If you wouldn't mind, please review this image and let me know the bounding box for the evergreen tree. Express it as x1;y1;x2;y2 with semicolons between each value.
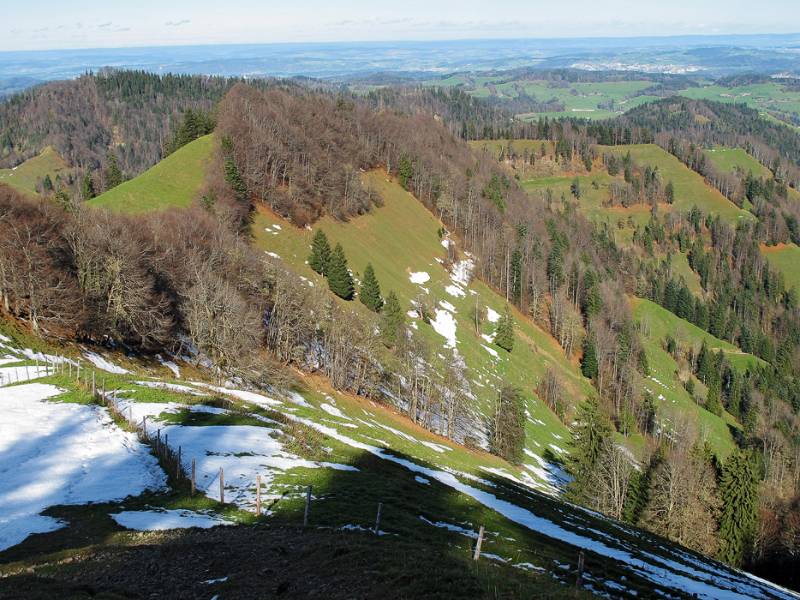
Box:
719;450;759;566
308;229;332;276
381;291;404;346
491;384;526;463
494;306;514;352
705;379;724;416
581;336;599;380
510;248;523;305
665;181;675;204
224;157;247;203
359;263;383;312
104;152;123;190
327;243;355;300
568;397;613;501
570;177;581;199
81;173;95;200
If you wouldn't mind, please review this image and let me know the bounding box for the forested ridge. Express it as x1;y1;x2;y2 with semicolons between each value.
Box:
4;72;800;590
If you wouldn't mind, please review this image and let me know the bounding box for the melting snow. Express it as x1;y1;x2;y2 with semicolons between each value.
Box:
445;284;465;298
83;351;129;374
409;271;430;284
486;307;500;323
0;384;166;551
111;509;234;531
431;309;457;348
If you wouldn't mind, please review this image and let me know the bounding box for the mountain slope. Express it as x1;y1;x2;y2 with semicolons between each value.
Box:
87;134;214;213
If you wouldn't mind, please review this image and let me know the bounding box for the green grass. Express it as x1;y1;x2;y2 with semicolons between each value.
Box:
632;298;753;459
253;170;594;465
704;146;772;178
0;147;71;197
761;242;800;293
676;82;800;123
604;144;753;224
88;135;214;213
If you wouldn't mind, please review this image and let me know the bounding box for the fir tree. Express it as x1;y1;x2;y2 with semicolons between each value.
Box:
705;379;724;416
381;291;404;346
308;230;332;276
104;152;123;190
327;243;354;300
581;336;599;380
359;263;383;312
665;180;675;204
494;306;514;352
567;397;613;501
81;173;95;200
491;384;526;463
224;157;247;203
719;450;759;566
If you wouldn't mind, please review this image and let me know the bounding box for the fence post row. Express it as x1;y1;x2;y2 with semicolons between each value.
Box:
303;485;312;527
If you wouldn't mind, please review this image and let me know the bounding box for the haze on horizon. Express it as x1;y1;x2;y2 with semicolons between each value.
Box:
3;0;800;53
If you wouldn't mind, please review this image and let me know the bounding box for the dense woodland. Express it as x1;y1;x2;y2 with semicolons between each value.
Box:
3;71;800;588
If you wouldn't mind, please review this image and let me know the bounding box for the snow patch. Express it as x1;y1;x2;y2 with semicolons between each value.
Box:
431;309;457;349
83;351;129;374
409;271;430;284
111;509;234;531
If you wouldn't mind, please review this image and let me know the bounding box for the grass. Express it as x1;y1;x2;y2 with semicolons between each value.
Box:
676;82;800;123
0;146;71;197
761;242;800;293
253;170;593;465
632;297;759;459
704;146;772;178
87;135;214;213
604;144;753;224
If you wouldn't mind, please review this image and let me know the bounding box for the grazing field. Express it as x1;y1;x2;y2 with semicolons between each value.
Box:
0;146;71;197
676;82;800;124
88;135;214;213
253;170;594;464
761;243;800;292
631;298;756;459
604;144;753;224
704;146;772;177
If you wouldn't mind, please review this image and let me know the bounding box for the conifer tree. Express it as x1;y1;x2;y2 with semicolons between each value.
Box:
308;230;332;276
359;263;383;312
567;397;613;502
665;181;675;204
81;173;95;200
491;384;526;463
494;306;514;352
104;152;123;190
719;450;759;566
381;291;404;346
705;379;724;416
581;336;599;380
327;243;354;300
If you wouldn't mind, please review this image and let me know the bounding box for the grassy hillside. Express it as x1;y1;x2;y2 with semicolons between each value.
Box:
0;146;70;197
632;298;761;458
0;319;791;599
88;135;214;213
605;144;753;224
761;243;800;292
705;146;772;178
253;170;594;468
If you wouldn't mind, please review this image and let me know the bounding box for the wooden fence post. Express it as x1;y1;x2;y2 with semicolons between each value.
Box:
303;485;312;527
255;474;261;517
473;525;485;561
176;446;181;478
576;550;585;587
219;467;225;504
142;416;147;438
92;371;95;395
374;502;383;535
191;458;196;496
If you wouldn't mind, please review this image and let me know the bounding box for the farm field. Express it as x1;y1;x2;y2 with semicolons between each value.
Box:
761;243;800;293
676;82;800;124
631;298;756;459
0;146;71;197
88;135;214;213
704;146;772;178
604;144;754;224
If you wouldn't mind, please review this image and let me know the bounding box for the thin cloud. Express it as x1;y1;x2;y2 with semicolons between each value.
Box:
97;22;113;29
165;19;191;27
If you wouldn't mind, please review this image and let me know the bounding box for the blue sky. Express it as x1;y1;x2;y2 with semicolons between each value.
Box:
3;0;799;51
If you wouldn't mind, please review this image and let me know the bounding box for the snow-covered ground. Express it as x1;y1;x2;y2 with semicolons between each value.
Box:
0;383;166;550
111;509;233;531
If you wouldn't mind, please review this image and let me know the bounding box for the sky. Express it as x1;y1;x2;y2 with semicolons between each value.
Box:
3;0;799;52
